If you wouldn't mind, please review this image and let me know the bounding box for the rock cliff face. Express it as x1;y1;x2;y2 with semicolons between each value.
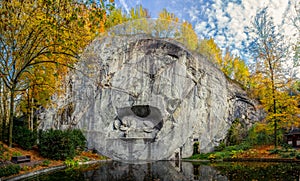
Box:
42;35;259;161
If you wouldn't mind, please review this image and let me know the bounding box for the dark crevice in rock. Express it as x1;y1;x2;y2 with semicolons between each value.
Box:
234;94;256;110
167;53;179;59
131;105;151;118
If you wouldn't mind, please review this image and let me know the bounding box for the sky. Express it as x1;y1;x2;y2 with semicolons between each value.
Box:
114;0;299;67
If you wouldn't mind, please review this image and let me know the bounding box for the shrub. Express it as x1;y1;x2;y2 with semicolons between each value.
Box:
69;129;86;153
64;158;80;168
0;144;9;161
256;131;273;145
208;154;216;161
214;141;226;152
246;124;273;146
296;153;300;160
38;129;86;160
193;142;200;154
0;143;7;156
224;142;251;152
226;119;248;145
13;126;37;150
281;143;293;150
269;148;280;154
0;164;21;177
187;153;211;160
214;152;227;159
12;152;22;156
41;160;51;167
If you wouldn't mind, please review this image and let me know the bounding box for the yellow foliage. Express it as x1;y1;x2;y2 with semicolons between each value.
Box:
0;0;109;122
178;21;198;50
198;38;250;88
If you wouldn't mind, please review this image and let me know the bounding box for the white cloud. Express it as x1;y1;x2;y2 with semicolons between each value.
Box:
191;0;298;62
116;0;298;74
188;7;200;22
118;0;130;13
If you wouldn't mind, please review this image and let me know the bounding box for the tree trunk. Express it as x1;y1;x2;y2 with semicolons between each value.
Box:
271;73;277;148
9;88;15;147
1;85;9;142
0;81;3;141
0;85;2;141
273;93;277;148
31;98;34;130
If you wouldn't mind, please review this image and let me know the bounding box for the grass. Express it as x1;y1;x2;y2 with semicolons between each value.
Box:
187;144;300;161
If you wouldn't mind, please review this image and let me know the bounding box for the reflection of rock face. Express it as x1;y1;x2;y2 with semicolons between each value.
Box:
42;35;260;161
85;161;228;181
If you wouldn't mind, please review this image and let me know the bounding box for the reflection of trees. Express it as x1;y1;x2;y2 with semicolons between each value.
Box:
214;162;300;180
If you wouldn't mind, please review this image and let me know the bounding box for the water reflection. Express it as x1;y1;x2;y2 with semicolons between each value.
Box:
82;161;227;181
27;161;300;181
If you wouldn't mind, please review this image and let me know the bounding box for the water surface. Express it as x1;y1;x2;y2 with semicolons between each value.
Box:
26;160;300;181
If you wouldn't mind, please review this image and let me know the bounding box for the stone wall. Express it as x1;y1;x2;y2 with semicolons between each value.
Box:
41;35;260;161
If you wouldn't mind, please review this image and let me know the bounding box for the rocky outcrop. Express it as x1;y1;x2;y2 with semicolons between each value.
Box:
41;34;260;161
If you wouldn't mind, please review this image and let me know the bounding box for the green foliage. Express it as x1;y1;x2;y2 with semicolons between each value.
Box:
12;152;22;157
226;119;248;146
209;152;229;161
70;129;86;153
296;153;300;160
0;143;9;161
215;162;300;180
0;164;21;177
188;152;211;160
64;158;80;168
214;141;226;152
245;124;273;146
269;148;280;154
0;143;7;156
0;153;10;161
21;165;30;171
80;156;90;162
189;142;251;161
41;160;51;167
269;147;300;159
38;129;86;160
193;142;199;154
224;142;251;152
256;131;273;145
280;142;293;150
13;126;37;150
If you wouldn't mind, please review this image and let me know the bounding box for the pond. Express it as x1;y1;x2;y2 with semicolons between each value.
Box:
25;161;300;181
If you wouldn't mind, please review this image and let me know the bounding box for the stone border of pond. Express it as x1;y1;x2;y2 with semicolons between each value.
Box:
2;160;111;181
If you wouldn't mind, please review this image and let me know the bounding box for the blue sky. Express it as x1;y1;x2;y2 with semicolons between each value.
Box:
115;0;298;64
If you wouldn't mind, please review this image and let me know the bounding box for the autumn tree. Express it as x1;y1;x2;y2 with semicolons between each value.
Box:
176;21;198;51
0;0;109;147
198;38;222;66
248;7;299;147
198;38;250;88
105;8;128;28
105;5;150;35
292;2;300;67
153;9;199;50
